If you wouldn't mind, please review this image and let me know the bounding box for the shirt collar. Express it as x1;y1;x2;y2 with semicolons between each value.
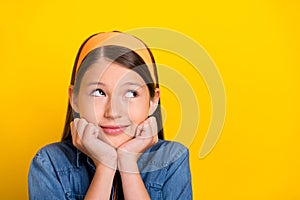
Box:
76;148;96;170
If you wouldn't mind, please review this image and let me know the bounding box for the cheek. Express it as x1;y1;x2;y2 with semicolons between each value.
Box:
127;100;150;124
77;96;104;123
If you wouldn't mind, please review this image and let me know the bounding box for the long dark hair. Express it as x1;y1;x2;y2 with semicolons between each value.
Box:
61;33;164;141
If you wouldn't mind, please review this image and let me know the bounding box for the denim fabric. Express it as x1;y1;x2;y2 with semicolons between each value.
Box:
28;139;192;200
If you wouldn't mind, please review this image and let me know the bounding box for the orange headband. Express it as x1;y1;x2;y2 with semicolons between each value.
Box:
75;32;156;85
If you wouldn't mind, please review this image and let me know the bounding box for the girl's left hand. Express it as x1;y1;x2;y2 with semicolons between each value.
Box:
117;116;158;173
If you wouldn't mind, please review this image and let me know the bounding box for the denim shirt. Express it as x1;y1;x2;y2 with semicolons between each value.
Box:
28;139;192;200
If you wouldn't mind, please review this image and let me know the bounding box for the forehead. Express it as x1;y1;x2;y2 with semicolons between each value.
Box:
81;58;145;85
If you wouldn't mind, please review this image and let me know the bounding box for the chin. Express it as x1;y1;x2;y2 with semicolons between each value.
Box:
109;134;133;148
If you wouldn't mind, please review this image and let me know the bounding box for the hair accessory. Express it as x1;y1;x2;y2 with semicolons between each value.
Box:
75;32;156;85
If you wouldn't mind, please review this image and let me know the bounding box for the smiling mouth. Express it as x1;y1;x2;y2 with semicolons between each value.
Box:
100;125;129;135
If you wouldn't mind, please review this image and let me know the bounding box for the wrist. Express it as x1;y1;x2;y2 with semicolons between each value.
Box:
117;149;140;173
95;162;117;174
93;151;118;170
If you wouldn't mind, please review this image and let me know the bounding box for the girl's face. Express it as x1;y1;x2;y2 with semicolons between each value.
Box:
70;58;159;148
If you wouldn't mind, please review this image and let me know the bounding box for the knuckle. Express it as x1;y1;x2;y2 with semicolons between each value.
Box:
86;123;95;131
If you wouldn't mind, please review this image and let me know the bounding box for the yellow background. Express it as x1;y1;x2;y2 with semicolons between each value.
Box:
1;0;299;199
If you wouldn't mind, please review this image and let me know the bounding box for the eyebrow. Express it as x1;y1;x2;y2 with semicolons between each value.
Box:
87;82;106;86
122;81;143;87
86;81;143;87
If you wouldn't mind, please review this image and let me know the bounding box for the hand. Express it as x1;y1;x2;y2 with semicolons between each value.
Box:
117;116;158;173
70;118;117;169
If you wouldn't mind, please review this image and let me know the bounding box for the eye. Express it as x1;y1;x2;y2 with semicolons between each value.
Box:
125;90;137;98
91;89;106;97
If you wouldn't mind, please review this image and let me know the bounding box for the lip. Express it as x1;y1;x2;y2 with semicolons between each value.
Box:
100;125;129;135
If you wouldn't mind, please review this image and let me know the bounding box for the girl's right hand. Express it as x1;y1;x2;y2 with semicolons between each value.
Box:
70;118;117;170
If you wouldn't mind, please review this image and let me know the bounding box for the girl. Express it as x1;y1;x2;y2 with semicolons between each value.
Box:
28;31;192;200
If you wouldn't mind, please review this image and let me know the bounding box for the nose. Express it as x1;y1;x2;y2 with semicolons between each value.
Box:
103;96;122;119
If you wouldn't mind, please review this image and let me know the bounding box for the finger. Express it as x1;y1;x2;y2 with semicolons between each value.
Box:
70;120;86;151
96;127;108;141
70;121;76;144
70;121;75;135
148;116;158;136
73;122;100;155
138;117;157;138
82;123;99;141
73;117;79;125
75;118;88;140
135;123;143;137
73;118;80;133
71;120;83;143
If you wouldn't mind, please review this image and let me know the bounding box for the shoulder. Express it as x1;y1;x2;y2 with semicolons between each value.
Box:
150;139;188;160
138;139;189;172
150;139;188;153
34;140;75;157
31;140;78;170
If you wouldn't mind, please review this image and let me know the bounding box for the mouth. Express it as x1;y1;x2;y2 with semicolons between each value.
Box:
100;125;130;135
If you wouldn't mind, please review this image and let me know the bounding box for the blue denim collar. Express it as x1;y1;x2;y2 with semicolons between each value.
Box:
75;148;96;170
